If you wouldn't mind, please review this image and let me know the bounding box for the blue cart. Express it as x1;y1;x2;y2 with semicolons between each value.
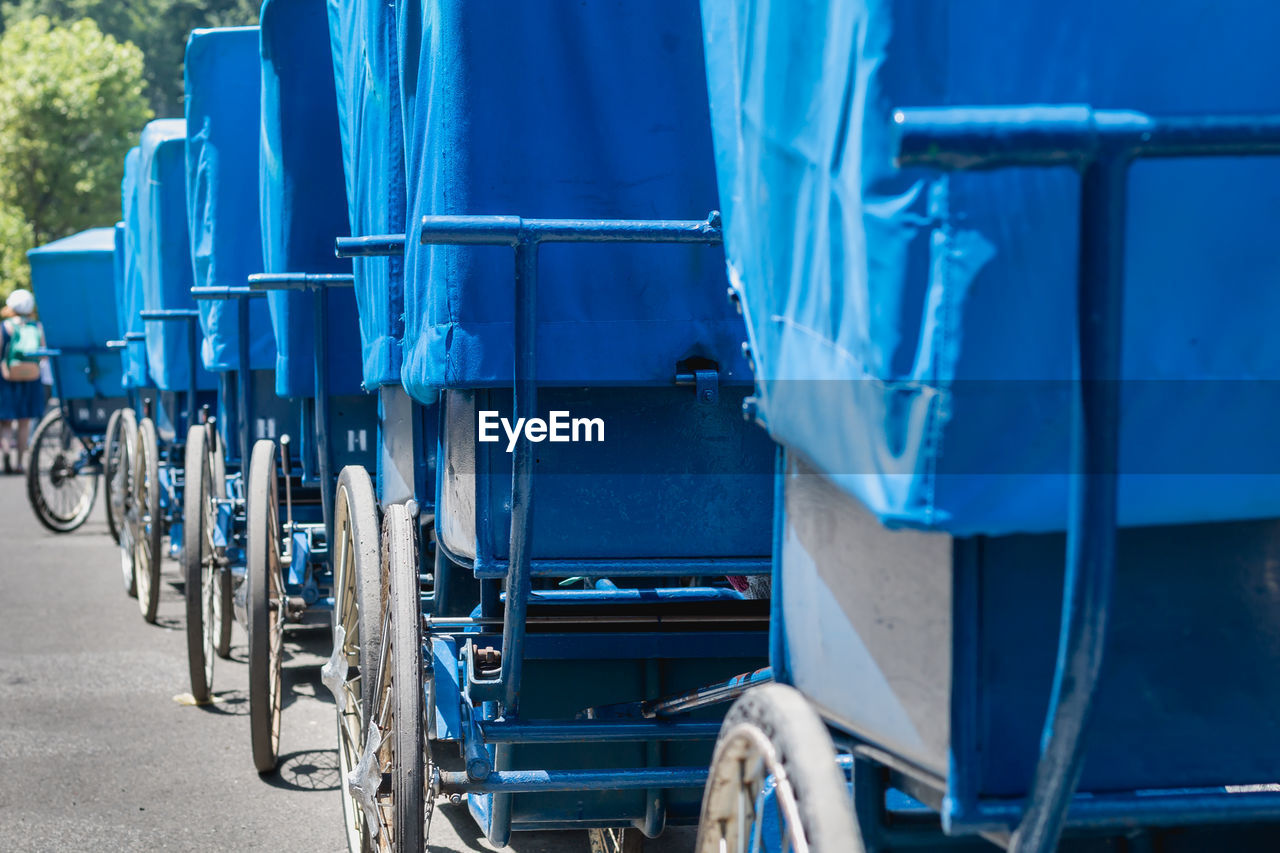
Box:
328;2;776;850
229;4;381;775
694;3;1280;852
103;147;159;598
128;118;217;625
24;227;126;533
181;25;295;713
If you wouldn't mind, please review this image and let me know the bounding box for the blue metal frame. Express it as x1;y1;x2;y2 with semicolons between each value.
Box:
135;307;208;550
415;212;725;713
872;106;1280;852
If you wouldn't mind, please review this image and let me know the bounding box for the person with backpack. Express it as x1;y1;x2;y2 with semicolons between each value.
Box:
0;289;46;473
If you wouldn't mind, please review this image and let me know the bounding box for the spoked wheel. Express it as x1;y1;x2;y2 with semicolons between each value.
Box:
26;408;99;533
103;408;125;543
325;466;383;853
695;684;861;853
247;439;286;774
348;504;424;852
114;410;138;596
133;418;163;623
208;428;232;659
588;829;645;853
183;424;231;703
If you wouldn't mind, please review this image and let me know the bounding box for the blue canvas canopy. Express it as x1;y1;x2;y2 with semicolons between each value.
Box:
117;146;149;389
261;0;360;398
327;0;404;389
700;0;1280;534
27;228;125;400
396;0;747;400
137;119;214;393
185;26;275;373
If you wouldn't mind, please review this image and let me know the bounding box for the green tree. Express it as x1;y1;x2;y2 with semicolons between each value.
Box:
0;206;32;301
0;16;150;291
0;0;259;116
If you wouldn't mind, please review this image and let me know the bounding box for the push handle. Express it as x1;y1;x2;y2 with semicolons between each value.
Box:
190;285;264;300
334;234;405;258
248;273;355;291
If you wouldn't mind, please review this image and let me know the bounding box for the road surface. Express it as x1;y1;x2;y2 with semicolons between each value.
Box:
0;473;690;851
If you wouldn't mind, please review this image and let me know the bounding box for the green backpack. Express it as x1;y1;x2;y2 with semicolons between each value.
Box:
3;318;42;381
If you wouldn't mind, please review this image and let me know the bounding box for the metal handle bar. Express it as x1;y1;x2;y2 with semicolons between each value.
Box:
139;309;199;321
893;104;1280;853
334;234;405;257
136;309;201;433
190;285;265;300
124;332;146;342
895;105;1280;170
31;345;113;357
247;273;356;290
106;340;127;350
419;212;722;246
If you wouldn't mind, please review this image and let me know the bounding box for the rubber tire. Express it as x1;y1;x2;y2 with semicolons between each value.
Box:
103;407;124;543
695;684;861;853
134;418;162;623
332;466;382;853
26;408;99;533
383;504;425;850
114;409;138;597
247;439;283;774
183;424;215;703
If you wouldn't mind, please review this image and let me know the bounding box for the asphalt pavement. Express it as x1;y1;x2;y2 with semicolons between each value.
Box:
0;473;658;852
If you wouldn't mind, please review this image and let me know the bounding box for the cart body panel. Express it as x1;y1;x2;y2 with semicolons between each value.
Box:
260;0;362;400
700;0;1280;536
327;0;404;388
118;146;151;389
137;119;215;393
397;0;748;397
27;227;125;401
184;26;275;374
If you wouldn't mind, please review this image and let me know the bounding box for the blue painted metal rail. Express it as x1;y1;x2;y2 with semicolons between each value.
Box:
137;308;201;440
332;234;405;258
246;271;357;545
438;767;708;795
893;105;1280;853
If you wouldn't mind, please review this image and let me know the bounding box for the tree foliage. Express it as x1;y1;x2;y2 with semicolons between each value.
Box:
1;0;259;116
0;206;32;301
0;16;150;295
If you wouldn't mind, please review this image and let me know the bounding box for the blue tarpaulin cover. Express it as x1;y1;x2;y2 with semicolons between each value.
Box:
260;0;361;398
396;0;748;400
185;27;275;373
700;0;1280;534
137;119;214;393
117;147;150;389
27;228;124;400
328;0;404;388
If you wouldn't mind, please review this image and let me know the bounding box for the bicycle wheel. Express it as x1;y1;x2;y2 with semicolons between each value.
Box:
133;417;162;623
26;408;98;533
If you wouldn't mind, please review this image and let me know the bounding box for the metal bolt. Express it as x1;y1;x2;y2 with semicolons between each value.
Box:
726;287;742;315
449;794;463;806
